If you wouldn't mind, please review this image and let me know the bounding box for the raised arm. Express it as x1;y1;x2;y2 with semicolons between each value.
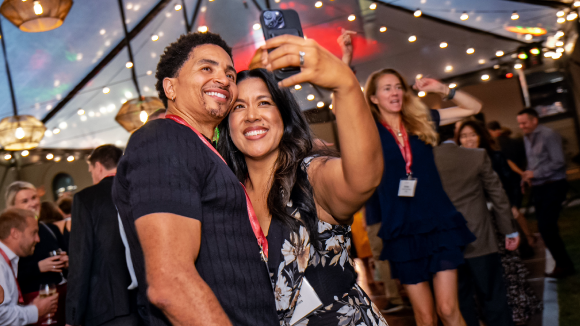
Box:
136;214;231;326
261;35;383;222
414;78;482;126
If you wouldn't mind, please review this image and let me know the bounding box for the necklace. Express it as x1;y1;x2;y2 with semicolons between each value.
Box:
394;129;403;137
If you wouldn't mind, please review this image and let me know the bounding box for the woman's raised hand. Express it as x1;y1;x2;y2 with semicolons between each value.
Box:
260;34;357;90
413;77;447;96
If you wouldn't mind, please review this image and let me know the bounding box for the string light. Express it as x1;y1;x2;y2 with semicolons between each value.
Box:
151;34;159;41
466;48;474;54
307;94;315;101
449;83;457;88
140;111;148;123
556;47;565;53
67;156;75;162
494;64;500;69
544;51;555;58
460;12;469;21
555;31;564;38
445;65;453;72
418;91;426;97
408;35;417;42
370;3;377;10
556;41;564;47
198;26;208;33
524;34;533;40
416;74;423;79
54;156;62;162
147;70;153;75
315;1;322;8
575;1;580;7
557;11;565;17
21;150;29;157
514;63;523;69
379;26;387;32
478;59;485;64
511;11;519;20
4;154;11;161
567;12;578;21
253;23;261;30
53;128;61;134
481;74;490;81
557;17;566;24
100;29;106;35
496;50;504;57
46;153;54;160
126;62;133;69
317;101;325;108
103;87;110;94
294;85;302;90
329;104;333;109
414;9;422;17
348;14;356;21
440;42;448;48
174;4;182;10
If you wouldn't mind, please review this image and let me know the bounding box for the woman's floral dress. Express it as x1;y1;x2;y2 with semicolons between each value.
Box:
266;203;388;326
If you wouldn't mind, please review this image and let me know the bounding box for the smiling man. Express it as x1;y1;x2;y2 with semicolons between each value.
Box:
112;32;278;326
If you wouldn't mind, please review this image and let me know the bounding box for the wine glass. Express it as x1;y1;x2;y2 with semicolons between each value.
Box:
39;283;57;325
49;249;66;284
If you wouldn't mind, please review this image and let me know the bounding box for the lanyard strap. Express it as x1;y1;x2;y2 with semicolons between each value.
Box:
381;121;413;176
165;114;268;259
0;247;24;304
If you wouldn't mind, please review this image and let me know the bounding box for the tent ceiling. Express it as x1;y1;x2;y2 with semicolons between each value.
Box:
0;0;562;149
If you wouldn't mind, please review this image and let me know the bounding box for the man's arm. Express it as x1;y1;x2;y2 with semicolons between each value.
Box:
0;269;39;325
65;194;93;325
136;213;231;326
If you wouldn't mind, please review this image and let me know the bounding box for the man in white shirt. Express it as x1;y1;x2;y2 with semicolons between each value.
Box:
0;207;58;325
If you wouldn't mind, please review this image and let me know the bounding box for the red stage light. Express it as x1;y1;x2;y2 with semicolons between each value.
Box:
506;73;514;78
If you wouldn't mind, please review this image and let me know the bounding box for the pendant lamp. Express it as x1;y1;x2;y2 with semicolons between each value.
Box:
115;97;164;132
113;0;164;132
0;18;46;150
0;0;73;33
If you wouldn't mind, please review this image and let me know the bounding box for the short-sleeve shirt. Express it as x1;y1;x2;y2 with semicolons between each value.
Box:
112;119;278;325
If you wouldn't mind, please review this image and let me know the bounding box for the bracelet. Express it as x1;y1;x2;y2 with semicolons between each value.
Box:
445;87;456;101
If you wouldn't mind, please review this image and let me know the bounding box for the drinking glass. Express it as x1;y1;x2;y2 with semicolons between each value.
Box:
38;283;57;325
49;249;66;284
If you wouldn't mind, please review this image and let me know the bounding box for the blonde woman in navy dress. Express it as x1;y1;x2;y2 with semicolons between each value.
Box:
218;35;387;325
364;70;482;326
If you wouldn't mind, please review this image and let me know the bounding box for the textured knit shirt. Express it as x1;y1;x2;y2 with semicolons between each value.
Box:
524;124;567;186
112;119;278;326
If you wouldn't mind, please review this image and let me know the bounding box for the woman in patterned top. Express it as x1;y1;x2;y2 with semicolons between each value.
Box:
218;35;387;325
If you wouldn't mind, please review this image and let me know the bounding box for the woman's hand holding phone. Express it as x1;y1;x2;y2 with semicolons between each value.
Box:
259;34;358;92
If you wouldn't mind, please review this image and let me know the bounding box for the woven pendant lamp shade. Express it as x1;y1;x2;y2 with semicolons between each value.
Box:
115;97;165;132
0;115;46;150
0;0;73;32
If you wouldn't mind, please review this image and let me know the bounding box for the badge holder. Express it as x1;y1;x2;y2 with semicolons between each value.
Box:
398;174;418;197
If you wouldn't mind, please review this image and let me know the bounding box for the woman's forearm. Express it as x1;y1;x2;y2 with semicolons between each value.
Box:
333;76;383;194
449;90;483;115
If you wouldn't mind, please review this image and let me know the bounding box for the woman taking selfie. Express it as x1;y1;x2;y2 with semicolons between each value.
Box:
364;71;481;326
218;35;387;325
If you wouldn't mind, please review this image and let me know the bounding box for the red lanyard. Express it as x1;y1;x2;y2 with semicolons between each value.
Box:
165;115;268;260
381;121;413;176
0;247;24;303
105;173;116;178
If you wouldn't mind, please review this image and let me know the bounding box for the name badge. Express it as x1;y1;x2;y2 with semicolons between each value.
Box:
398;177;417;197
289;278;323;325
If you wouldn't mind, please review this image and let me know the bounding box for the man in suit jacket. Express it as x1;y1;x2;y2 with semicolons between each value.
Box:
433;125;520;326
66;145;141;326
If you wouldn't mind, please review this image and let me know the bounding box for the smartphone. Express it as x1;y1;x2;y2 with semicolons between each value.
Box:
260;9;304;80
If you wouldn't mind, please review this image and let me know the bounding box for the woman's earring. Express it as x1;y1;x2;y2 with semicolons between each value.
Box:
172;95;176;101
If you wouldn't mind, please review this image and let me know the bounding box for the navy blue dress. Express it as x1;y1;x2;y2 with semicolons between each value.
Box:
365;110;475;285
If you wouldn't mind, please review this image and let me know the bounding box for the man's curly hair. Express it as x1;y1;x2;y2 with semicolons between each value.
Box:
155;32;233;108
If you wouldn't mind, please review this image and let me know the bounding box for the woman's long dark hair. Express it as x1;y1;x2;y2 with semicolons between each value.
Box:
217;69;319;241
39;201;64;224
457;120;498;155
